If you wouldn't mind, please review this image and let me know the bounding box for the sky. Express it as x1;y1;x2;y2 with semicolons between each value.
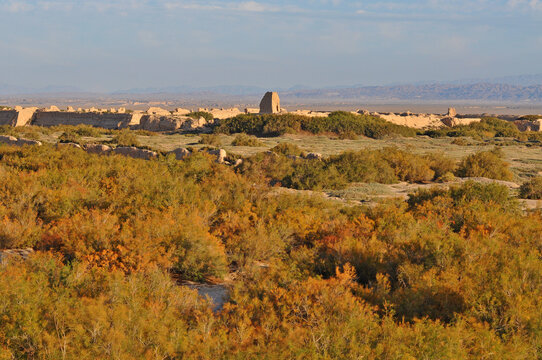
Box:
0;0;541;92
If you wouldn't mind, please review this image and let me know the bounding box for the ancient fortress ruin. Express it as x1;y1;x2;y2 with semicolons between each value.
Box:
0;93;540;131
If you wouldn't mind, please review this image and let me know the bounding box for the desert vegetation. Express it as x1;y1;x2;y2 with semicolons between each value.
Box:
0;141;540;358
425;117;542;141
239;147;511;190
217;111;417;138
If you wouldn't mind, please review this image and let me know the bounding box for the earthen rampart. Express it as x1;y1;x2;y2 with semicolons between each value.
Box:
33;111;135;129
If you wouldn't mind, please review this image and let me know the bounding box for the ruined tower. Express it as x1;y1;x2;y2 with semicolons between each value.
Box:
259;92;280;114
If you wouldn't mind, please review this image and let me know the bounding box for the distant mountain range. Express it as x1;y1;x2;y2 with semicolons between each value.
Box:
283;83;542;102
2;74;542;102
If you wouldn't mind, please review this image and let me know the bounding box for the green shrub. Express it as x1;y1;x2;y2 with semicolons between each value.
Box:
449;181;515;207
231;133;264;147
187;111;214;122
456;148;514;181
327;150;398;184
283;161;346;190
58;131;82;144
112;129;140;147
425;117;521;140
451;138;468;146
199;134;222;147
424;153;457;179
271;143;305;156
519;176;542;199
217;112;416;139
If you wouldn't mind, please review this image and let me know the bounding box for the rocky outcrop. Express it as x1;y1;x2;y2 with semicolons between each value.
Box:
305;152;323;160
0;135;42;146
84;144;112;154
208;148;227;163
171;147;190;160
112;146;158;160
57;142;82;149
259;92;281;114
139;115;187;131
181;117;207;131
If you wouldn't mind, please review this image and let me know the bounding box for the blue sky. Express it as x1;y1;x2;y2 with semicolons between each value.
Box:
1;0;541;91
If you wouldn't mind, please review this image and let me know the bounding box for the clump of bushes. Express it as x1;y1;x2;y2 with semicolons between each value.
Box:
216;112;417;139
519;176;542;199
58;130;82;144
425;117;521;139
456;148;514;181
240;147;461;190
199;134;222;147
271;143;305;157
112;129;140;147
187;111;214;122
231;133;264;147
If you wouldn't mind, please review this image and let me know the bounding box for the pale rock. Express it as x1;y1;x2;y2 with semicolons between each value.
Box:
171;147;191;160
112;146;158;160
16;138;42;146
57;142;82;149
0;135;18;145
208;148;227;163
305;152;323;160
85;144;112;155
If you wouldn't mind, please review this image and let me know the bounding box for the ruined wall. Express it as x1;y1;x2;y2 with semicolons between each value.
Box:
0;110;18;126
33;111;136;129
15;107;38;126
378;113;444;129
138;115;185;131
515;119;542;132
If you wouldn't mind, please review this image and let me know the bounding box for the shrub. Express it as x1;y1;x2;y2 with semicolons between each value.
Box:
217;112;416;139
187;111;214;122
231;133;265;147
283;161;346;190
424;153;457;179
456;148;514;181
327;150;398;184
199;134;222;147
519;176;542;199
271;143;305;156
451;138;468;146
425;117;521;140
58;130;82;144
112;129;140;147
